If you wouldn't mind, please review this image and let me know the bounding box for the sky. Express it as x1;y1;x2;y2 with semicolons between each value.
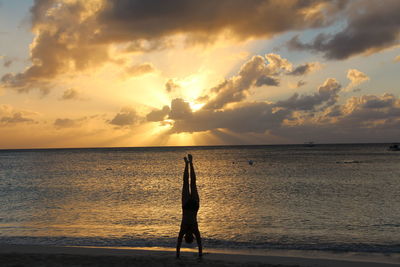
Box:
0;0;399;148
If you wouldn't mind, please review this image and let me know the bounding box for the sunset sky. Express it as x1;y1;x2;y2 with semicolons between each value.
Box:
0;0;399;148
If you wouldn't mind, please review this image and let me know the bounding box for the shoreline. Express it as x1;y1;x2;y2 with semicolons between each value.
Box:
1;244;399;267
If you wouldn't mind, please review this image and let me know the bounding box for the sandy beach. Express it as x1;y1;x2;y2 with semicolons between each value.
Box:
1;245;399;267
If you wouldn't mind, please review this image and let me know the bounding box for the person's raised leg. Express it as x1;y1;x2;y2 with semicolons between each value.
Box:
188;154;199;202
182;157;190;205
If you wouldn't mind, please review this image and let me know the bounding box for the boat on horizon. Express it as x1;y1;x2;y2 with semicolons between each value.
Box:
388;143;400;151
303;141;315;147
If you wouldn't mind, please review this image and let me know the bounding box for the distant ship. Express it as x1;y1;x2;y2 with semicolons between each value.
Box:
388;143;400;151
303;141;315;147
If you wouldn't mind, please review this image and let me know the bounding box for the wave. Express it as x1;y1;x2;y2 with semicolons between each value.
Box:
1;236;399;254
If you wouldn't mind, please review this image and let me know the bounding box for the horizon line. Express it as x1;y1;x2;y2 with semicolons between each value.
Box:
0;142;396;151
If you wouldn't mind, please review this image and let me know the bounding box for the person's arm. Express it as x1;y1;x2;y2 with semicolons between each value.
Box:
194;229;203;258
176;230;184;258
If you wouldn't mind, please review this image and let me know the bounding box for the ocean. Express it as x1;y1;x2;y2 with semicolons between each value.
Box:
1;144;399;253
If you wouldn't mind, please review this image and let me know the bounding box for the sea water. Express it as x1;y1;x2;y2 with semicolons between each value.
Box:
1;144;399;253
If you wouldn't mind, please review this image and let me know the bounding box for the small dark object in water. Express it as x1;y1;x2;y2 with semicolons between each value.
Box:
304;141;315;147
388;143;400;151
336;160;360;164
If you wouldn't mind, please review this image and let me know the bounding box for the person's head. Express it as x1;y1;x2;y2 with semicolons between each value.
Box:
184;232;194;244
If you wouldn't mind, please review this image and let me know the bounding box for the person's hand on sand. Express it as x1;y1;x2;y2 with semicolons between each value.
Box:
188;154;193;163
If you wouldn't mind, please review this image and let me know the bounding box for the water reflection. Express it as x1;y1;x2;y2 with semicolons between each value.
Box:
0;145;400;250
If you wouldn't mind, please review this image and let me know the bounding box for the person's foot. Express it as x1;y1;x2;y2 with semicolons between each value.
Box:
184;157;189;164
188;154;193;163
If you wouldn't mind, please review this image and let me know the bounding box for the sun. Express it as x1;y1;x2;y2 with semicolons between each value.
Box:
189;101;205;112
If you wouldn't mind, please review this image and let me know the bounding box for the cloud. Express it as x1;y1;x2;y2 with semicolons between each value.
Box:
97;0;339;42
1;56;13;68
359;93;396;109
318;93;400;133
148;78;342;134
54;118;80;128
191;53;322;110
145;74;399;143
202;54;293;110
235;93;400;143
1;1;109;92
146;106;170;122
287;1;400;60
287;62;320;76
264;53;293;74
165;79;180;93
255;76;279;87
345;69;369;91
60;88;81;101
296;80;307;88
0;105;36;125
0;113;34;125
168;98;192;120
276;78;341;111
170;102;290;134
125;63;155;76
1;0;344;92
109;107;140;126
123;39;173;53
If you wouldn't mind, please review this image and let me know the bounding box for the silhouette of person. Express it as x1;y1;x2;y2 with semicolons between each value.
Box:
176;154;202;258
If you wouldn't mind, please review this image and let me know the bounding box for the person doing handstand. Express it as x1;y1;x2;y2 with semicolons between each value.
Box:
176;154;202;258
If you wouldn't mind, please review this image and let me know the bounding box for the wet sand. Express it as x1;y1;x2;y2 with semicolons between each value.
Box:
0;244;399;267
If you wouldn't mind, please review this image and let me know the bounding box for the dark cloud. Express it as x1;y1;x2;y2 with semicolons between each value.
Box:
320;94;400;135
324;105;343;117
202;54;291;110
1;1;109;92
168;98;192;120
109;107;139;126
170;102;290;134
255;76;279;87
165;79;180;93
360;94;396;109
1;0;344;92
97;0;338;42
248;93;400;143
287;1;400;59
146;105;170;122
297;80;306;88
276;78;341;111
288;63;319;76
145;76;399;143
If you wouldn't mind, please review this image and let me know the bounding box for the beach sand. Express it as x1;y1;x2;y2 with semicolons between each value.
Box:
0;245;399;267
